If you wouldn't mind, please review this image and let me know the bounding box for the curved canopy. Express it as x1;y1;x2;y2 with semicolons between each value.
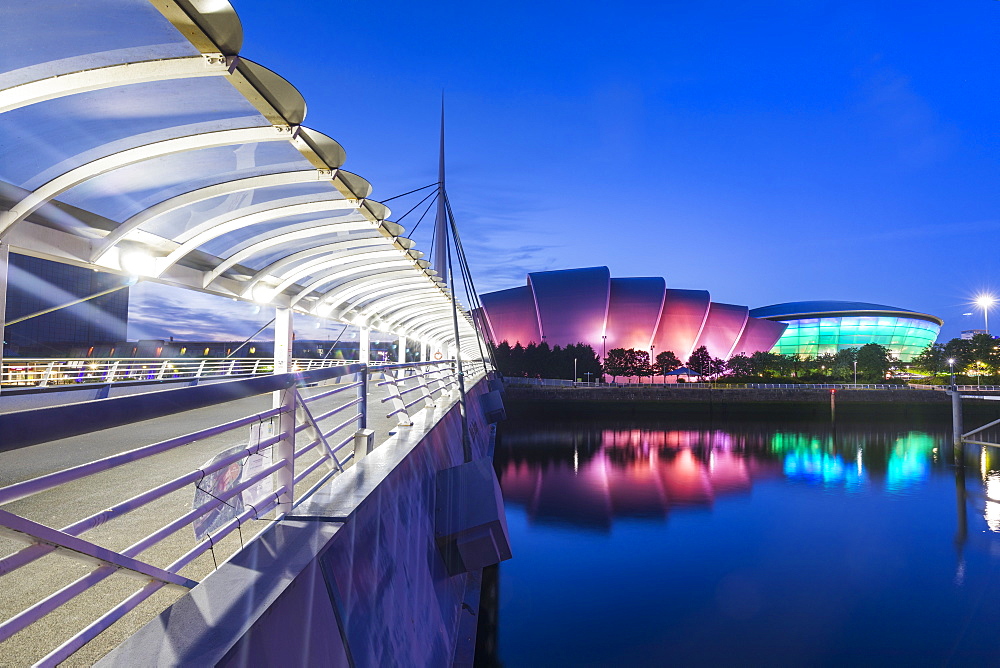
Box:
0;0;480;355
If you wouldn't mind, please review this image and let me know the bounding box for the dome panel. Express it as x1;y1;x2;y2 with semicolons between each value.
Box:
652;289;711;360
528;267;610;348
605;277;665;352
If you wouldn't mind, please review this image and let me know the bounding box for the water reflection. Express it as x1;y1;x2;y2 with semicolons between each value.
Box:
485;417;1000;666
498;421;950;530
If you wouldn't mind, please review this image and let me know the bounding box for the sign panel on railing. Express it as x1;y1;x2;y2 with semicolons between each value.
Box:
191;420;275;540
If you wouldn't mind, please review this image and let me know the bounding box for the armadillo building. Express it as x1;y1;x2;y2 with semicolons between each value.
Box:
478;267;787;360
749;301;943;362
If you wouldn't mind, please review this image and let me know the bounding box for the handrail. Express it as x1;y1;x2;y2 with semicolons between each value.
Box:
0;359;464;664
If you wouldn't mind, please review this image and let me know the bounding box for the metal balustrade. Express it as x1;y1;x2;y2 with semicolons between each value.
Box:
0;357;386;388
0;359;462;666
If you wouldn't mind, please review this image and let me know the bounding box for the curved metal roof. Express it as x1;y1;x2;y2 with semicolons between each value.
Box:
0;0;480;355
750;301;943;326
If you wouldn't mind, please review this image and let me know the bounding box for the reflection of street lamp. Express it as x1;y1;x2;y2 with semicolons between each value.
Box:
975;294;996;335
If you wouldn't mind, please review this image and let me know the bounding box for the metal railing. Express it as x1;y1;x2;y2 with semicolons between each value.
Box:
0;357;395;388
0;359;460;666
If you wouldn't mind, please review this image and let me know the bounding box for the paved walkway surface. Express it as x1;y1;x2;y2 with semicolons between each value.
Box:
0;368;482;666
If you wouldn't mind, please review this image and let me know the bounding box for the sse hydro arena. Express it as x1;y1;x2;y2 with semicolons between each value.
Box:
478;267;787;360
749;301;943;362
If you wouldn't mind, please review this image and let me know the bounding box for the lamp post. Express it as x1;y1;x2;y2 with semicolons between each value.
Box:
975;294;996;335
573;357;578;387
650;345;656;384
853;360;857;386
949;358;956;388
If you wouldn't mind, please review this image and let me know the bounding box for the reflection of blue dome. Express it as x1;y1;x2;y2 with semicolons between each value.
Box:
750;301;943;362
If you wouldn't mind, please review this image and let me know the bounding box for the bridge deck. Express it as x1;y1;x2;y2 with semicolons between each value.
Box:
0;370;479;666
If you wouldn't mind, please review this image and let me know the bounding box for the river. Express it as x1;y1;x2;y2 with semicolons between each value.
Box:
477;413;1000;666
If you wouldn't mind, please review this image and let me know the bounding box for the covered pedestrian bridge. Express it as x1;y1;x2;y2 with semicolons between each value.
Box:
0;1;499;665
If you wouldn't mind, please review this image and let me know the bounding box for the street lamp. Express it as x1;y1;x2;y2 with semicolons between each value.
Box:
948;357;956;389
975;294;996;335
853;360;857;385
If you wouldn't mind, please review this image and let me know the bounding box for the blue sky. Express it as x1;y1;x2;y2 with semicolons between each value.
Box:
130;0;999;341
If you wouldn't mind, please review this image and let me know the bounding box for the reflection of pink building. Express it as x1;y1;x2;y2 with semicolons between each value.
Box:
479;267;785;360
500;429;782;529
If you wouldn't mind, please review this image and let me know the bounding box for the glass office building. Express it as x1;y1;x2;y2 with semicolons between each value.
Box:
4;254;129;356
749;301;942;362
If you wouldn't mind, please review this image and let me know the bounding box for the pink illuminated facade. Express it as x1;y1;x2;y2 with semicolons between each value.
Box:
479;267;785;360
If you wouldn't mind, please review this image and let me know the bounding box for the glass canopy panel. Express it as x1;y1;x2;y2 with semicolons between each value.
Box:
58;142;315;223
225;224;379;263
241;233;387;270
0;78;269;190
143;191;350;240
311;266;411;295
0;0;195;88
198;210;369;256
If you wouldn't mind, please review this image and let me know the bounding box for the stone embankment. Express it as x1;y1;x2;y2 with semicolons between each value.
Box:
503;385;1000;421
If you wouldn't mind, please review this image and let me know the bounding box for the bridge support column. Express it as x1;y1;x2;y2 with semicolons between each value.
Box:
359;326;370;364
273;306;295;515
398;334;407;363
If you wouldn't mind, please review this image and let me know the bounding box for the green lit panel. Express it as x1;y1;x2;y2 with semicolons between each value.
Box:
769;316;941;361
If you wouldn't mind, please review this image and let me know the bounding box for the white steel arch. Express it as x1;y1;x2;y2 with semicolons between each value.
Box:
231;240;389;292
318;273;431;312
93;169;331;263
0;55;235;114
158;200;370;275
290;261;420;307
206;223;383;284
261;249;402;297
0;126;292;238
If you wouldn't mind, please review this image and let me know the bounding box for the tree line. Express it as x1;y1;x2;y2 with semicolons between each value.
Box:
909;333;1000;378
493;340;897;383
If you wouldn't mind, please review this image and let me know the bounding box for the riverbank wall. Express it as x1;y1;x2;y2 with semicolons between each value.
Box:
505;386;1000;422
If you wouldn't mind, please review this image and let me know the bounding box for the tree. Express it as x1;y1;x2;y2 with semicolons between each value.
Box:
687;346;712;377
856;343;893;381
944;338;972;371
655;350;682;381
911;343;947;376
603;348;630;382
832;347;858;381
968;333;999;375
726;353;754;377
631;349;653;383
750;350;779;377
708;357;727;379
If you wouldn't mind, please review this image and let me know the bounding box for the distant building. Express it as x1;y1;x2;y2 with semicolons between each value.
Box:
479;267;786;360
961;329;988;340
750;301;943;362
4;254;129;357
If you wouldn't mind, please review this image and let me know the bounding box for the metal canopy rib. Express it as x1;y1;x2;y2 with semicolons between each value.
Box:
0;0;481;352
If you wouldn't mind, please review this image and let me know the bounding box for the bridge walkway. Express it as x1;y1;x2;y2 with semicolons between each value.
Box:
0;363;482;666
